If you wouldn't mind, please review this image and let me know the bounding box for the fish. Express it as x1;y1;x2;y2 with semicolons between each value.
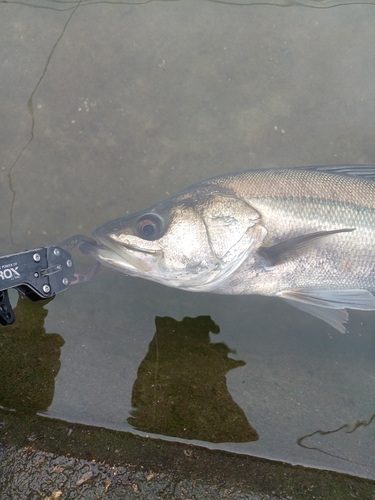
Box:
80;165;375;333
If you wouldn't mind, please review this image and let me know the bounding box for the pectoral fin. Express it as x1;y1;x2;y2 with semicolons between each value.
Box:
258;228;354;266
279;288;375;333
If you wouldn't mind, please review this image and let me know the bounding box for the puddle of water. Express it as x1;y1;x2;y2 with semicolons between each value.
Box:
1;0;375;481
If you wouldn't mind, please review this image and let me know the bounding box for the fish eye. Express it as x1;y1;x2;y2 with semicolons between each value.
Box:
136;214;164;241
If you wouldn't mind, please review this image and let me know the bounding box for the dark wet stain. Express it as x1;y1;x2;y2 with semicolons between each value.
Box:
0;294;64;414
129;315;258;443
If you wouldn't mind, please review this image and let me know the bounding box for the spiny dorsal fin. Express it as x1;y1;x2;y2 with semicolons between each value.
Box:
298;165;375;180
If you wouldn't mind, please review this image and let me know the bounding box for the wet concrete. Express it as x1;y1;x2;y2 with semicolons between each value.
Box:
1;411;375;499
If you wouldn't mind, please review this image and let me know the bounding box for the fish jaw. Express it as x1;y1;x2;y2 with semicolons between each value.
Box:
83;218;168;277
79;240;156;276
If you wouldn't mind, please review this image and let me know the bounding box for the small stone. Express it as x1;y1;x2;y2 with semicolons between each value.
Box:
44;491;62;500
76;470;93;486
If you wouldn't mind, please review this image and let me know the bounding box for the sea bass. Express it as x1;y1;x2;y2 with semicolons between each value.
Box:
80;165;375;333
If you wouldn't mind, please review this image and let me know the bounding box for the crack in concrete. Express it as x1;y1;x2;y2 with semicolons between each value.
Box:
7;0;82;245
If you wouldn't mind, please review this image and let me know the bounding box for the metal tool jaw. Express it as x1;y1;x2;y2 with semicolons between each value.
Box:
0;235;100;325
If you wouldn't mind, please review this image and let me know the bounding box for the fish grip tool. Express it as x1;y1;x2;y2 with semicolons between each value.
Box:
0;234;100;326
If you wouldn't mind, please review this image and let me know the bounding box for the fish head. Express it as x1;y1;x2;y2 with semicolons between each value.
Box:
81;187;265;291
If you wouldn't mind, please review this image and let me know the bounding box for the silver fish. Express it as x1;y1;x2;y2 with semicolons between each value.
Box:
80;165;375;333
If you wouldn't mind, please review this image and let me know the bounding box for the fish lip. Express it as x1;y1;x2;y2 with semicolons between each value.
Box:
81;239;154;274
94;230;158;256
87;229;162;274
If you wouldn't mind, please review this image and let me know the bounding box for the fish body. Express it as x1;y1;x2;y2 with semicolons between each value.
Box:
81;165;375;332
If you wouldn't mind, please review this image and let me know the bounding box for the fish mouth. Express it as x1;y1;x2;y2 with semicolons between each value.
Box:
80;236;156;274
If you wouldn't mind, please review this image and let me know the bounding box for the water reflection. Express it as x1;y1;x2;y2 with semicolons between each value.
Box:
0;295;64;414
128;315;258;443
